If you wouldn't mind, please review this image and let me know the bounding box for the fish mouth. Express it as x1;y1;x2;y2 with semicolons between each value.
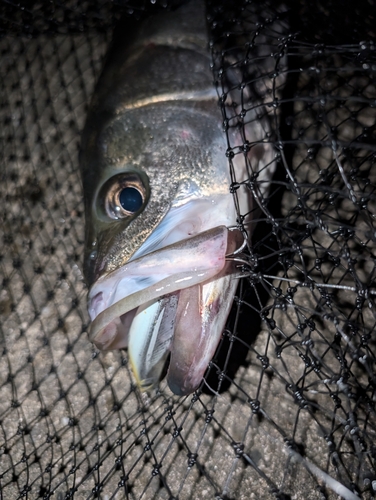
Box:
88;226;243;395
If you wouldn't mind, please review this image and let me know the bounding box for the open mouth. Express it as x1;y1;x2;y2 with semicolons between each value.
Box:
88;225;243;395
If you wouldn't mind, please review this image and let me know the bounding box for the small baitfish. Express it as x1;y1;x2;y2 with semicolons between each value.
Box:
80;0;275;395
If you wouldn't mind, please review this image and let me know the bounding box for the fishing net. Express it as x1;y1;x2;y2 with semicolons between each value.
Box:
1;0;375;498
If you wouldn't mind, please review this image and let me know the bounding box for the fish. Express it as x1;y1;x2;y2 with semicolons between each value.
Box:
80;0;275;396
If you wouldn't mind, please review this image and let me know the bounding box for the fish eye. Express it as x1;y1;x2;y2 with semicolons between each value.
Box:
100;172;148;220
119;186;143;213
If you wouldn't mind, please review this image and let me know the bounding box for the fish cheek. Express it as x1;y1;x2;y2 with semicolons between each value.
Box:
96;176;179;275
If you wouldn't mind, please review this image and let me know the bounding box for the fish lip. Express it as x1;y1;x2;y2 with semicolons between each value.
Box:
165;267;238;395
89;291;104;319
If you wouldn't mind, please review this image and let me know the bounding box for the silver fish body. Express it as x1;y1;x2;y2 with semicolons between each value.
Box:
80;0;275;395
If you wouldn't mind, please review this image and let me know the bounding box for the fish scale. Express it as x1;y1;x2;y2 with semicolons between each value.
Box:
80;0;275;394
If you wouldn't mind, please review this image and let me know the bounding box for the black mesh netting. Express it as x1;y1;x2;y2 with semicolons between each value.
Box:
1;0;375;498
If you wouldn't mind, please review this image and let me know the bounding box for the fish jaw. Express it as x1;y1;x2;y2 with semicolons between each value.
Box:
87;225;243;394
166;270;238;395
128;270;238;396
88;226;230;344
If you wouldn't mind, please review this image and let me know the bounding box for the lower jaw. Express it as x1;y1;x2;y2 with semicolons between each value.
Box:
88;226;243;395
124;265;238;395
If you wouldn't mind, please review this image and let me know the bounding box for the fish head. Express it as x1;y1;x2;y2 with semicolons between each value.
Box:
80;99;247;395
81;101;233;284
79;0;276;395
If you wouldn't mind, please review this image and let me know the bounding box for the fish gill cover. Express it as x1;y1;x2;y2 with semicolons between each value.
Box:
0;0;375;499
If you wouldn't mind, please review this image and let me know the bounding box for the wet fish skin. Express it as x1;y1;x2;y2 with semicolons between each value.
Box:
80;0;224;285
80;0;272;395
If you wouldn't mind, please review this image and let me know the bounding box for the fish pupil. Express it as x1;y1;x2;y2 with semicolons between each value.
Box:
119;187;143;213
